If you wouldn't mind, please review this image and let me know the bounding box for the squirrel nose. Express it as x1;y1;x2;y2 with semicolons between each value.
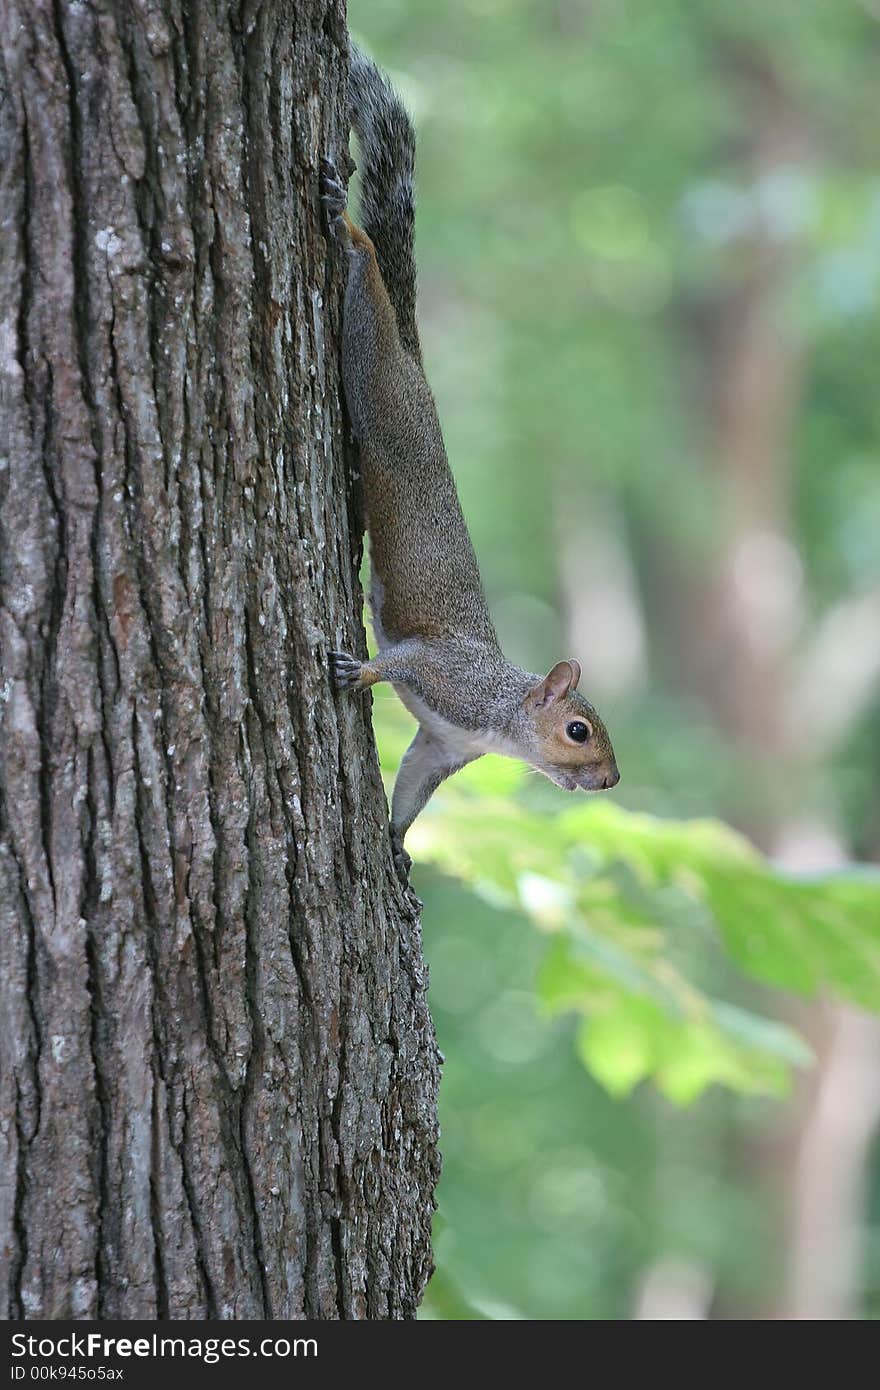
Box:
602;767;620;789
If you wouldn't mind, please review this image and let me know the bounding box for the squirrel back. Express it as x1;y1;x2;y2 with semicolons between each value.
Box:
344;47;497;651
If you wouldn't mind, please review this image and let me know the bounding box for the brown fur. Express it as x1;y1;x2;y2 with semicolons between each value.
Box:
341;231;495;648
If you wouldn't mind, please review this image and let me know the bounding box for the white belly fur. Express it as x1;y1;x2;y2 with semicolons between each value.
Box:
370;572;523;764
395;685;522;765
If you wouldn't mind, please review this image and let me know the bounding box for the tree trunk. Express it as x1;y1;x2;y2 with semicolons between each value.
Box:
0;0;440;1321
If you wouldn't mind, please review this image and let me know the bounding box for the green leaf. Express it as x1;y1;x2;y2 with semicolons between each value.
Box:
372;699;880;1102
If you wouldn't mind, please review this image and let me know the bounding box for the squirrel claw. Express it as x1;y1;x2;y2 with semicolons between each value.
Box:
329;649;363;691
392;838;412;885
320;157;348;238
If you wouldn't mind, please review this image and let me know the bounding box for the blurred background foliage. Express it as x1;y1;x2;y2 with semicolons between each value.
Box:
349;0;880;1318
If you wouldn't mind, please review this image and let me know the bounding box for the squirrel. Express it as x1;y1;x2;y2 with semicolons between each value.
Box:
323;46;619;877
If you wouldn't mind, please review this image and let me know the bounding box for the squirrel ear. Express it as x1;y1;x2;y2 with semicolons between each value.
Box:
528;659;580;707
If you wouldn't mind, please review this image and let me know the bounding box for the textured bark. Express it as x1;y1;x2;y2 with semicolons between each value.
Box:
0;0;440;1320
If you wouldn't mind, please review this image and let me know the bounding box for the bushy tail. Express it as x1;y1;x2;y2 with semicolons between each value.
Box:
348;45;421;364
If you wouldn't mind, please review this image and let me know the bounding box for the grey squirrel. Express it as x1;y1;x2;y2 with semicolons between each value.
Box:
324;46;619;877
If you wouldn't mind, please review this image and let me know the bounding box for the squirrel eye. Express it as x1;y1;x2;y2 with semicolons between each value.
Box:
566;720;590;744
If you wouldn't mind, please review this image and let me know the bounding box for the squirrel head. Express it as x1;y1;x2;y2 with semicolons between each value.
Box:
522;659;619;793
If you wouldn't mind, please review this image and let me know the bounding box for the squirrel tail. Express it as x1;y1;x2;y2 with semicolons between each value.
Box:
348;45;421;364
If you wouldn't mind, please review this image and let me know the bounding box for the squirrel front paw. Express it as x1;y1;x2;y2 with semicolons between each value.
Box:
320;158;349;243
391;834;412;885
329;649;364;691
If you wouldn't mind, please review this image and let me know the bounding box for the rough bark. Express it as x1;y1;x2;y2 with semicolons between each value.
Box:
0;0;440;1320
